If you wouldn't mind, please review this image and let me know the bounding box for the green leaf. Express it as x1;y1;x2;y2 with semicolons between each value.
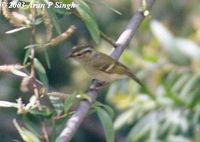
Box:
34;17;43;25
114;109;135;130
44;49;51;68
163;83;186;106
95;106;114;142
23;48;32;65
59;0;72;4
127;112;157;142
77;0;100;43
13;119;41;142
150;20;190;65
85;0;121;15
95;102;114;119
187;88;200;108
180;73;200;98
34;58;49;87
23;115;40;139
172;74;190;92
46;8;61;34
64;92;77;114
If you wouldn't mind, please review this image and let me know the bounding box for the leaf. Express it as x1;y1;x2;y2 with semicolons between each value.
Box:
13;119;41;142
44;49;51;68
24;44;42;49
114;109;135;130
172;74;190;92
47;8;61;34
23;48;32;65
64;92;77;114
174;38;200;60
95;102;114;119
150;20;174;52
187;88;200;108
127;112;157;142
77;0;100;43
150;20;190;64
11;69;28;77
85;0;121;15
95;106;114;142
180;73;200;98
0;101;18;108
34;58;49;87
22;115;40;138
34;17;43;25
162;83;186;106
5;26;29;34
60;0;72;4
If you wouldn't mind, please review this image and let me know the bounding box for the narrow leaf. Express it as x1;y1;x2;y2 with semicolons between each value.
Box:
95;102;114;119
95;106;114;142
11;69;28;77
44;49;51;68
23;48;32;65
77;0;100;43
64;92;77;114
34;58;49;87
60;0;72;4
85;0;121;15
0;101;18;108
13;119;41;142
47;8;61;34
163;83;186;106
5;27;29;34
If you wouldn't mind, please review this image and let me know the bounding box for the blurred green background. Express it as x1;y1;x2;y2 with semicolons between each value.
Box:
0;0;200;142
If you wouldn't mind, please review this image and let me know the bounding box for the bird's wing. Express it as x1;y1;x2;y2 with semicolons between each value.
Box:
92;52;127;74
93;53;143;85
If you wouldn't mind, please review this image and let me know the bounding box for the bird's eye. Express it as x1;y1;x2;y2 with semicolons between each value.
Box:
76;53;82;56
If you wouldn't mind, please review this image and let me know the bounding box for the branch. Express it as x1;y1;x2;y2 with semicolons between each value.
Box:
57;0;155;141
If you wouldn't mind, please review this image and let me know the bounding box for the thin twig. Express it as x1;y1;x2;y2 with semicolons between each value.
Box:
30;7;49;142
100;32;117;47
41;122;49;142
30;7;41;107
57;0;155;141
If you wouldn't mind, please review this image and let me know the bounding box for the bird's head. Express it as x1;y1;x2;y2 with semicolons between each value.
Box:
66;44;97;61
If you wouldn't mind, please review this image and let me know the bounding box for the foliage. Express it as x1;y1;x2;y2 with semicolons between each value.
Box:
0;0;200;142
107;19;200;142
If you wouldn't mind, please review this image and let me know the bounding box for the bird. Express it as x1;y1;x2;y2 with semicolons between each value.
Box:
66;44;143;86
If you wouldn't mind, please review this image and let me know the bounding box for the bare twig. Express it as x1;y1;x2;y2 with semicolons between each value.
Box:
57;0;155;141
41;122;49;142
30;7;41;107
100;32;118;47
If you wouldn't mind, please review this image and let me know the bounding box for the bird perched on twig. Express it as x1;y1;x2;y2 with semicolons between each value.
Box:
66;44;143;86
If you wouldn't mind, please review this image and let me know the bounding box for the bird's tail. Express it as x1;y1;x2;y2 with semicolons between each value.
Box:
126;71;143;86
